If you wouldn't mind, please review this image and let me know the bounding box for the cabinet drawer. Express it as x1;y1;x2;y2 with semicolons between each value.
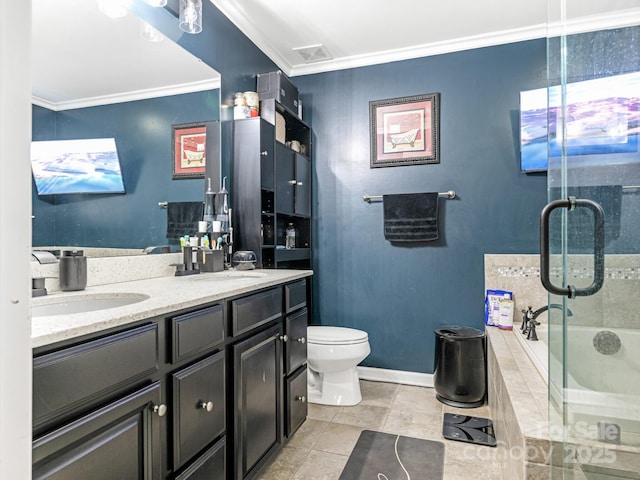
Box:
285;308;307;374
286;366;308;437
170;304;225;363
172;351;226;470
33;381;162;480
33;323;158;429
231;287;282;336
285;279;307;313
175;437;226;480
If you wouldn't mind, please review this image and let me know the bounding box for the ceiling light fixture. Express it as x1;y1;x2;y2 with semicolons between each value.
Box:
140;20;164;42
143;0;167;6
98;0;128;19
179;0;202;34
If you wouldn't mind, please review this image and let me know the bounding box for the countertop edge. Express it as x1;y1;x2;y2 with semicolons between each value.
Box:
31;270;313;349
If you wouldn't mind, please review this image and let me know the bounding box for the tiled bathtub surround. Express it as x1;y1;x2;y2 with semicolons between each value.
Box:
485;254;640;479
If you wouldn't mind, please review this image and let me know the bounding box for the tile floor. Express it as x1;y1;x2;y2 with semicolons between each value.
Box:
256;380;502;480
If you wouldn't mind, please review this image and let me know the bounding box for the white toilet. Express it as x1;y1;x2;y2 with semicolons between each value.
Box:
306;326;371;406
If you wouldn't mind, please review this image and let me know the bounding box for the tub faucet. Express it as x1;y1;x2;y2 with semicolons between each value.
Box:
532;303;572;320
521;304;573;341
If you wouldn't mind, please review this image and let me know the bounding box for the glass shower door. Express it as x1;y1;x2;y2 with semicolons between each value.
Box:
545;1;640;478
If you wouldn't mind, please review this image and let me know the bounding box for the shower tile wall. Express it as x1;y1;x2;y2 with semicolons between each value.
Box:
484;254;640;328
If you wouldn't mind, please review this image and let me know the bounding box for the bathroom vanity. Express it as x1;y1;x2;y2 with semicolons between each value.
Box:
31;269;312;480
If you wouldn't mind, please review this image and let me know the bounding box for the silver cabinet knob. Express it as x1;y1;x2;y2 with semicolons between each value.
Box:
279;334;289;342
199;401;214;412
152;404;167;417
288;180;297;185
296;337;306;344
295;395;306;403
260;151;268;156
296;182;303;186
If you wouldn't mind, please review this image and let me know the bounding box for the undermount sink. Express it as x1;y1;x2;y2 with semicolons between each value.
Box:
32;293;149;317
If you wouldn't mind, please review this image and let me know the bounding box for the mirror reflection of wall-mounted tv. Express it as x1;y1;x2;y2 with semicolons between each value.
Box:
31;138;125;195
520;71;640;173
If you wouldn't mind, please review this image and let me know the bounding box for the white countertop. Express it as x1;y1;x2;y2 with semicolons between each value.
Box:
31;269;312;349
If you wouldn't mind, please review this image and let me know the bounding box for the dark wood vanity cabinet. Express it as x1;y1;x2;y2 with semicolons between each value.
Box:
32;276;310;480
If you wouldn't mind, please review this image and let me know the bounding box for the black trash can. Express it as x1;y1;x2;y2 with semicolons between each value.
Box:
434;325;486;408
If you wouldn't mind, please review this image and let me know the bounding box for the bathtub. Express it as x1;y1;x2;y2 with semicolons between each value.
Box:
513;323;640;446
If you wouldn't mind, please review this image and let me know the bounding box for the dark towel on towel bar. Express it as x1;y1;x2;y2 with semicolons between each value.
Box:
166;201;203;242
383;192;440;242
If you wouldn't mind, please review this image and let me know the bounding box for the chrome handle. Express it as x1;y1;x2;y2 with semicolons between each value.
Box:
295;395;306;403
199;401;214;412
296;181;303;186
279;334;289;342
288;180;297;185
540;197;605;298
297;337;306;344
152;404;167;417
260;151;268;156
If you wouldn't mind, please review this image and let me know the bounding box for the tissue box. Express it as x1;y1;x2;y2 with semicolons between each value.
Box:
199;250;224;272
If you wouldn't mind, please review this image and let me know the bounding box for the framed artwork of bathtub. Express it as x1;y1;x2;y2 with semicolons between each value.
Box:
172;122;209;179
369;93;440;168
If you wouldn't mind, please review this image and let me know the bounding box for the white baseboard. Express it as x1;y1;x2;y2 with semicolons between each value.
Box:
357;366;434;388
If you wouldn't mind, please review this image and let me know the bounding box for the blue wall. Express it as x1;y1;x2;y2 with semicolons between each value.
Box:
32;90;219;248
296;40;549;373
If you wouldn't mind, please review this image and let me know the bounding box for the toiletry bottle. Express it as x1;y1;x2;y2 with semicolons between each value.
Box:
285;223;296;249
59;250;87;291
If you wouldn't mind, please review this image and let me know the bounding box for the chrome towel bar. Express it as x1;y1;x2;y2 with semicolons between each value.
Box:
363;190;456;203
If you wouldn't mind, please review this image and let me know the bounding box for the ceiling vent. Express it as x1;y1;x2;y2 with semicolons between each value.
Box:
292;44;333;63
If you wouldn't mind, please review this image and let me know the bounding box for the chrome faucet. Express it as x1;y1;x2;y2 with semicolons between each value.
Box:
521;304;573;341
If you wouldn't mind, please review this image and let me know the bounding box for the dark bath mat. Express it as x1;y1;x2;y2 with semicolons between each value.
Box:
339;430;444;480
442;413;497;447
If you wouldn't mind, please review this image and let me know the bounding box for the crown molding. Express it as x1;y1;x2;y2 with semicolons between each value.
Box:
211;0;640;78
32;79;221;111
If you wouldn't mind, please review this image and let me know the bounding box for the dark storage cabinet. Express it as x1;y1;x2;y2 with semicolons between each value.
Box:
233;99;312;270
433;326;486;408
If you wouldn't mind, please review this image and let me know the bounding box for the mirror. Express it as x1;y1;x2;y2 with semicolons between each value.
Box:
31;0;221;254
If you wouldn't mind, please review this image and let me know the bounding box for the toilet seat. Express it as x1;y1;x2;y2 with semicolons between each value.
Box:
307;326;368;345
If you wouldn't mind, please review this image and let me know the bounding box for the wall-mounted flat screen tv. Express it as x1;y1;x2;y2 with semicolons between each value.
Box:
520;71;640;172
31;138;125;195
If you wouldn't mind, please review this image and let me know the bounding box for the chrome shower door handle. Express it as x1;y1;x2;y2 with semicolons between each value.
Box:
540;197;605;298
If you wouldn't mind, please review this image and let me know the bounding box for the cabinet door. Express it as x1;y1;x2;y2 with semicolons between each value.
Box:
285;308;308;375
275;143;295;214
260;122;275;190
286;366;308;438
233;324;283;480
172;351;226;470
175;437;226;480
294;153;311;217
32;382;163;480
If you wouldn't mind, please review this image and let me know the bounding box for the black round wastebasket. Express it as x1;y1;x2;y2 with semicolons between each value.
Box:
434;325;486;408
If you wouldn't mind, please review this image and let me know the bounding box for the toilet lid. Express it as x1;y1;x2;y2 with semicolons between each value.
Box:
307;326;368;345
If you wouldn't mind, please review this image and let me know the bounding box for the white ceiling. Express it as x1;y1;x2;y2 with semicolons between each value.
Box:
32;0;220;110
211;0;640;76
32;0;640;108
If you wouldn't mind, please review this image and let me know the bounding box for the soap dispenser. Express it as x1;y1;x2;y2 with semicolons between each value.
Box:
59;250;87;291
